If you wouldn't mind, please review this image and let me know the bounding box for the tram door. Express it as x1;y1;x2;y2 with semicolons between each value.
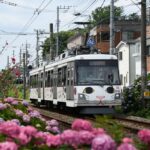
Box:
53;67;57;99
66;62;74;100
37;71;41;100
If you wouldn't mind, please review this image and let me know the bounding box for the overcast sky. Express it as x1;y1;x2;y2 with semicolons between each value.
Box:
0;0;141;70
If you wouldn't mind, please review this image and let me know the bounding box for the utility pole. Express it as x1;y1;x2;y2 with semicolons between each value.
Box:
35;30;39;67
56;6;59;57
19;48;22;67
23;53;26;99
110;0;115;55
56;6;71;57
140;0;147;106
7;56;9;69
49;23;53;61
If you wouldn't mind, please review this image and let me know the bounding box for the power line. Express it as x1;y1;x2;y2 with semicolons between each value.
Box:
0;0;54;12
61;0;98;30
1;0;54;55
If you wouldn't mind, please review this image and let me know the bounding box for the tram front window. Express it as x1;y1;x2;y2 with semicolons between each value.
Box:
76;60;120;85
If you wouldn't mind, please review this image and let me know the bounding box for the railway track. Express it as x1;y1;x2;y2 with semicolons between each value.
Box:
114;115;150;132
31;105;150;134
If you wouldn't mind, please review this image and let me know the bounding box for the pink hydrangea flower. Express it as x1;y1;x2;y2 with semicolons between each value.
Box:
34;131;48;145
91;134;116;150
23;114;31;123
117;143;137;150
122;137;133;143
0;141;18;150
4;97;14;103
0;121;20;138
138;129;150;144
46;134;62;147
92;128;105;136
71;119;93;131
11;100;18;105
21;126;37;136
78;130;95;145
61;129;80;148
17;126;37;145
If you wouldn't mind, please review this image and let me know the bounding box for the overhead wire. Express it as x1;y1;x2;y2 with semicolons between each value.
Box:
69;0;106;30
61;0;98;30
6;0;47;45
0;0;53;55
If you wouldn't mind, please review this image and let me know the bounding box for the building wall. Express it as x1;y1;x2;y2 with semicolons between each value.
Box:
96;23;141;53
67;35;85;49
118;43;130;88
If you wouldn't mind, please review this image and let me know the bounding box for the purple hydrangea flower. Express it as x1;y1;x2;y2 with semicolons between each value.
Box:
0;103;7;110
46;119;59;127
11;119;20;126
22;100;29;107
22;115;30;123
91;134;116;150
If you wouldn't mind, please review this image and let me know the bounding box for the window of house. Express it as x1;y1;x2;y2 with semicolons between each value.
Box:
100;32;110;41
118;51;122;60
147;46;150;56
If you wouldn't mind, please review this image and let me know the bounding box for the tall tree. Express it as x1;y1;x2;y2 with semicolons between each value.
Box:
42;30;75;60
89;5;123;26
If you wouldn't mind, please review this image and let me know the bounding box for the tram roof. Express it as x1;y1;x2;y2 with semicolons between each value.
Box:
30;54;117;74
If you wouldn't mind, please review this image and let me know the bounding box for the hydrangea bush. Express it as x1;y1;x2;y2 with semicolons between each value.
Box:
0;97;149;150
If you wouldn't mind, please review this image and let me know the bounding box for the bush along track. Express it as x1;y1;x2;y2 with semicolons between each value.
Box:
0;97;149;149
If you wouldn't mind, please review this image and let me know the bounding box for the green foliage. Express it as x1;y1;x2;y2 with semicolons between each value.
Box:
42;30;76;59
90;5;123;26
95;115;125;144
122;74;150;117
0;69;16;98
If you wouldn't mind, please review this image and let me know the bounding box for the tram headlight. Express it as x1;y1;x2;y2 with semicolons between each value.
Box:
115;93;120;99
78;94;86;100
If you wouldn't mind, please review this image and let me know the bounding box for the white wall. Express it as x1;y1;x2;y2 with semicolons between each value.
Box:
118;43;130;88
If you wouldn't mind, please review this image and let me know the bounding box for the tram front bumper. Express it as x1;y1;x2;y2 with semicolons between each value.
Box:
76;99;121;106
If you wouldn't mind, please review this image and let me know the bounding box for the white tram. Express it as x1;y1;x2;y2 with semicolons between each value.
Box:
29;51;121;114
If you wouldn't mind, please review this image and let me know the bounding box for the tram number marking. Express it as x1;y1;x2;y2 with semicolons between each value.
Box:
96;96;105;105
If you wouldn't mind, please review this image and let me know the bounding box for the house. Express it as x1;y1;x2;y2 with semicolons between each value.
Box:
67;20;141;54
96;20;141;53
117;37;150;88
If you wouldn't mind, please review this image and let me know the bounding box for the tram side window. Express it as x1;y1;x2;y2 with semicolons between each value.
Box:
34;75;37;88
71;67;74;86
62;66;67;86
45;72;48;87
58;68;62;86
47;71;50;87
41;73;43;87
36;74;38;88
50;70;53;87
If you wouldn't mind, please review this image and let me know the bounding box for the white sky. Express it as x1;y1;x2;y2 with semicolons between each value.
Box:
0;0;141;70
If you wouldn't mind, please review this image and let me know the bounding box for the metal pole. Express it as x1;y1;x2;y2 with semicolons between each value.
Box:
36;30;39;67
141;0;147;105
7;56;9;69
23;53;26;99
56;6;59;57
49;23;53;61
110;0;114;55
